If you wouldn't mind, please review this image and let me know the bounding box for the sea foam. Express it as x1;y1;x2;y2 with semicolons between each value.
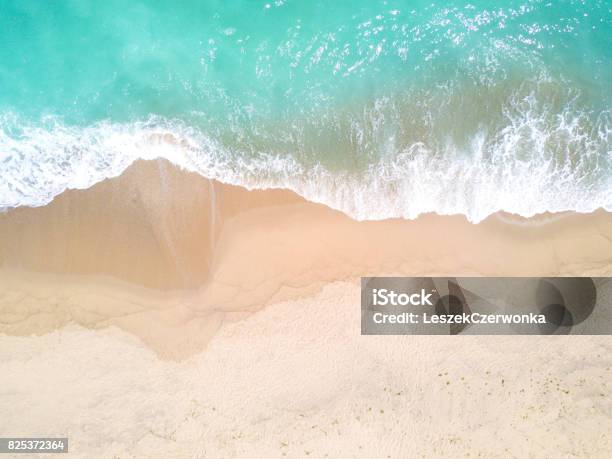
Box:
1;98;610;223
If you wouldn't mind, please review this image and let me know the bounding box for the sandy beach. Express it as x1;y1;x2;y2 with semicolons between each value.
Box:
1;159;611;457
1;0;610;456
2;160;612;355
1;285;611;457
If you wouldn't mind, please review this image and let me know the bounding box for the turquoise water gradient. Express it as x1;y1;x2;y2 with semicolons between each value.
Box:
1;0;609;122
0;0;610;220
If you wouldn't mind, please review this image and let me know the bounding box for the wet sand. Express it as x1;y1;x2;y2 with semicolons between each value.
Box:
1;159;611;358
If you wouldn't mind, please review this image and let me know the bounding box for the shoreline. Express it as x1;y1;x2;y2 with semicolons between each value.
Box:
1;159;612;358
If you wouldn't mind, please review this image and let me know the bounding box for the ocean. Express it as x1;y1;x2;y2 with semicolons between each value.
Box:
0;0;610;222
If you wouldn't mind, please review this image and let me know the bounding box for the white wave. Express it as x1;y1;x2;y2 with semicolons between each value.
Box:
0;102;610;223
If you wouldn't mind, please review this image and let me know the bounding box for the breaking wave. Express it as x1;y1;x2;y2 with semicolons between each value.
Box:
1;93;610;223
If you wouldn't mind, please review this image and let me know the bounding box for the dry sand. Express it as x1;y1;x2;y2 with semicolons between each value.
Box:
1;284;611;457
1;159;611;457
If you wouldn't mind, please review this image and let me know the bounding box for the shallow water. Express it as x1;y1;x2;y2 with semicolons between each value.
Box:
0;0;610;221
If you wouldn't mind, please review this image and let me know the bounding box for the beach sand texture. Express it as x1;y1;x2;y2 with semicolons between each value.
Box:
1;159;611;457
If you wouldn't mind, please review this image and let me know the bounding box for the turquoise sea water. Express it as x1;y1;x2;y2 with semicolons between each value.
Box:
0;0;610;221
